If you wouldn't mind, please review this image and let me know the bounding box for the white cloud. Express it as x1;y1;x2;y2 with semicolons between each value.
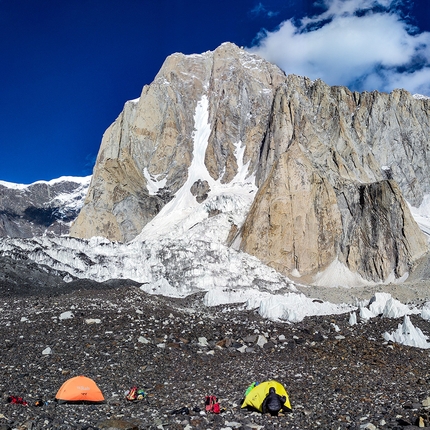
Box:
251;2;266;16
251;2;279;18
248;0;430;96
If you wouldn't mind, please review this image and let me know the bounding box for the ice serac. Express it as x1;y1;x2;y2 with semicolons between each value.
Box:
71;42;429;285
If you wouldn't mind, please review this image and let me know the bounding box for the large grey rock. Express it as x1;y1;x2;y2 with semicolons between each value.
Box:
70;43;430;284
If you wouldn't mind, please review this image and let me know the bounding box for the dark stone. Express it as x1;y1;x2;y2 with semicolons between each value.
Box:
397;417;412;425
313;333;324;342
190;180;210;203
263;341;276;350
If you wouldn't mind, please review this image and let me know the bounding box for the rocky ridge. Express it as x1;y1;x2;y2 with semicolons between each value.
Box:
70;42;430;286
0;177;90;238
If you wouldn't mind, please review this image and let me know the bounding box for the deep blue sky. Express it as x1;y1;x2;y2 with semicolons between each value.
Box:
1;0;429;184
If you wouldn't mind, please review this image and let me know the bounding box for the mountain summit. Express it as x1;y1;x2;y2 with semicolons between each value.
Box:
70;42;429;286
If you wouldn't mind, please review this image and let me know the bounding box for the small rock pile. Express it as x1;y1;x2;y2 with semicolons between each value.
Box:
1;284;430;429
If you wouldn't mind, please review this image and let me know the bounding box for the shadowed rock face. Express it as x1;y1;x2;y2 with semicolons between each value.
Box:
0;178;89;238
336;180;426;281
70;42;429;283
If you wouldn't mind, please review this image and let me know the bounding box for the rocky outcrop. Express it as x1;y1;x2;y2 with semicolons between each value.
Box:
238;142;343;278
0;177;90;238
71;43;430;285
239;78;429;282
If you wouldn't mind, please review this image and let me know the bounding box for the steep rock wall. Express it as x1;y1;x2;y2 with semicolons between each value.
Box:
240;77;430;281
71;43;286;242
71;43;429;284
239;142;343;277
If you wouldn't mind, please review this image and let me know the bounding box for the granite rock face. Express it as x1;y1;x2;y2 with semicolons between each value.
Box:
238;141;343;279
240;78;429;282
71;43;430;284
71;43;285;242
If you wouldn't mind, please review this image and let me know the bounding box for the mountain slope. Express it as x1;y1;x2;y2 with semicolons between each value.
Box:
70;43;429;286
0;176;90;238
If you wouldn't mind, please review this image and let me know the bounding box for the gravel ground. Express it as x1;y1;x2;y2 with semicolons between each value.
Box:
296;253;430;306
1;281;430;430
296;279;430;306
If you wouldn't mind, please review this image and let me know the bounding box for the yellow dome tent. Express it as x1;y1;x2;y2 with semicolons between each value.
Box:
241;380;291;413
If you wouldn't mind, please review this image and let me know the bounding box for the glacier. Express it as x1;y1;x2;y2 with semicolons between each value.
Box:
1;94;430;350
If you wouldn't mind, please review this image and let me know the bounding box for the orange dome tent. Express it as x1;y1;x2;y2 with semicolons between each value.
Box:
55;375;105;404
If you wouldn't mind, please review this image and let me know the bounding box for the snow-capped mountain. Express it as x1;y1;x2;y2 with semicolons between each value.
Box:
0;176;90;238
71;42;430;286
2;43;430;349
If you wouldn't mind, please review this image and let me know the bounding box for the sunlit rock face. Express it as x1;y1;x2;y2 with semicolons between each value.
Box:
71;42;429;284
71;43;285;242
238;141;343;279
239;77;429;282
